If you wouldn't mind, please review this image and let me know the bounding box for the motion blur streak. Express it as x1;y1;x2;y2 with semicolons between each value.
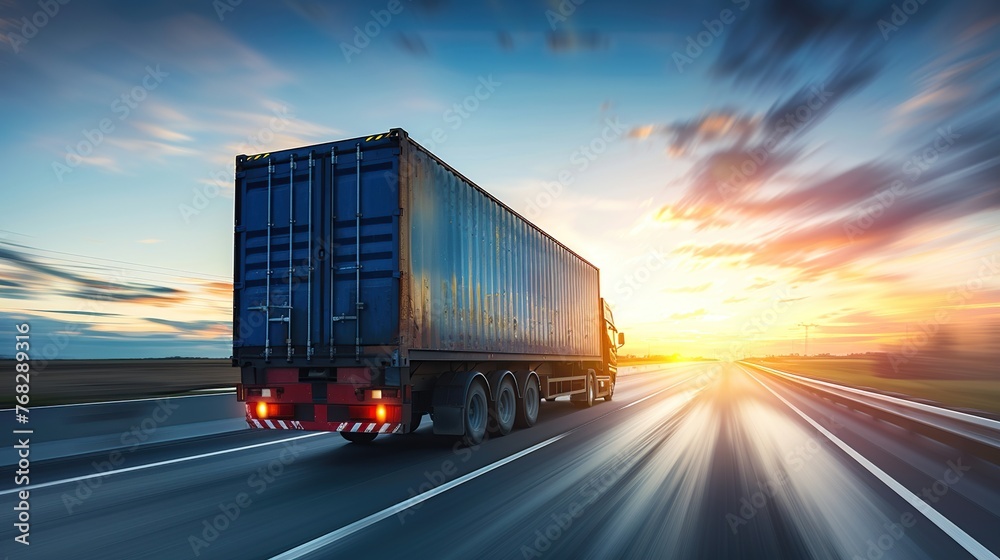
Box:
744;367;998;560
6;363;998;559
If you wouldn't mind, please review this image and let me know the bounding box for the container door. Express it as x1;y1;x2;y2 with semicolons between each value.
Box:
327;143;401;360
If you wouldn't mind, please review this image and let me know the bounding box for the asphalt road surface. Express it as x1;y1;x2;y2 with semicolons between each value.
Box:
6;362;999;559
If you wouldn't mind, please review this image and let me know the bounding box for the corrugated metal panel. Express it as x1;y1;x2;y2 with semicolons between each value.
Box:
233;133;402;362
400;139;601;357
234;129;601;364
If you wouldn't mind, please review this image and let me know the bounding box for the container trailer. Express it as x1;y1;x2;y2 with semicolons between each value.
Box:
233;128;625;444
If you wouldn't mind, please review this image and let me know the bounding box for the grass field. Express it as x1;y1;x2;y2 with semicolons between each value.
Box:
748;356;1000;416
1;359;236;407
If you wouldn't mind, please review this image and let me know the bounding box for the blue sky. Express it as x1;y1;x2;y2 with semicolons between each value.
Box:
1;0;999;358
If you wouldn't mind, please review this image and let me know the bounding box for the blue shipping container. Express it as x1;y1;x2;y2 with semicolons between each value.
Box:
233;129;601;366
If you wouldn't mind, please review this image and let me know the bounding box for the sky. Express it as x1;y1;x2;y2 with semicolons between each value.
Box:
1;0;998;359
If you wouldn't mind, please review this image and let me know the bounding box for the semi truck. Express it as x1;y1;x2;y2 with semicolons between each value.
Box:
233;128;625;444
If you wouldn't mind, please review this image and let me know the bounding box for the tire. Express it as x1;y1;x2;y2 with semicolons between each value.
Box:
462;382;488;446
573;374;596;408
488;377;517;436
341;432;377;444
604;378;615;402
407;410;422;434
515;375;540;429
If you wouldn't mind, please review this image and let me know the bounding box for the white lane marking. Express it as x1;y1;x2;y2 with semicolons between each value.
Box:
272;365;713;559
1;366;705;500
0;433;328;496
742;361;1000;430
620;371;705;410
270;434;568;560
742;366;999;560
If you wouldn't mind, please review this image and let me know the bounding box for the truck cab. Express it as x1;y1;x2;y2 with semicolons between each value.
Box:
602;299;624;393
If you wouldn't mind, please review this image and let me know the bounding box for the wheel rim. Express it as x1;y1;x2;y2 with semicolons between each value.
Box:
525;381;539;422
468;391;486;434
498;386;515;427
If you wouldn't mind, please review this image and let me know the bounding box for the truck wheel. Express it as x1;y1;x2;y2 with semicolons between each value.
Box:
489;377;517;436
341;432;377;444
573;374;596;408
462;382;488;446
515;375;540;429
408;411;422;434
604;379;615;402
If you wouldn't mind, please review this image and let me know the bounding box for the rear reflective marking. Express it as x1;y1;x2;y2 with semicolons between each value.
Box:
249;420;401;433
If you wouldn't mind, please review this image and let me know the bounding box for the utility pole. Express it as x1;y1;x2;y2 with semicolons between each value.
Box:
798;323;818;356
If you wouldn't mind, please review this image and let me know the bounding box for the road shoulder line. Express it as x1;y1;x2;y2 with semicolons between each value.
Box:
741;365;998;560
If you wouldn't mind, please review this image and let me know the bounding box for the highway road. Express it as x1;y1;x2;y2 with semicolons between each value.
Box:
6;362;1000;559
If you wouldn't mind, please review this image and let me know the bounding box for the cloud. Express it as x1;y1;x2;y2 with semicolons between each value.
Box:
893;30;1000;127
133;122;194;143
664;282;712;293
663;88;1000;283
669;309;706;320
395;33;429;56
709;0;900;89
144;317;230;335
546;30;610;53
747;278;775;290
0;242;226;309
628;111;758;156
29;309;124;318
